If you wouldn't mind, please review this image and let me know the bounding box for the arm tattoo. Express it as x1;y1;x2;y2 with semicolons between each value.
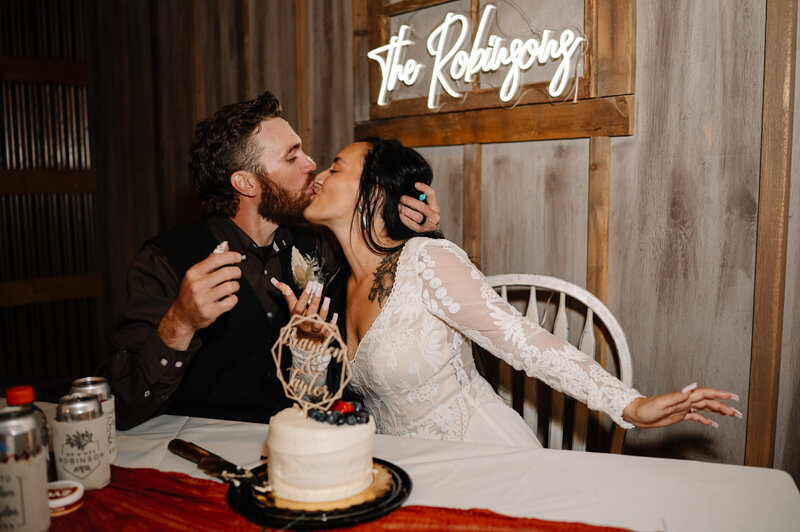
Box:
368;249;403;306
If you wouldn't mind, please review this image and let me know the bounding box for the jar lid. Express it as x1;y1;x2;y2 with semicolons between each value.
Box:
48;480;84;516
6;385;34;405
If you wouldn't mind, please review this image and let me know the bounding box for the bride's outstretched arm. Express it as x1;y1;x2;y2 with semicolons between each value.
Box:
414;240;739;429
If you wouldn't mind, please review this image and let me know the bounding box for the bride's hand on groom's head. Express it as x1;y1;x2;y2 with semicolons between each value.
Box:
399;183;441;233
270;278;338;340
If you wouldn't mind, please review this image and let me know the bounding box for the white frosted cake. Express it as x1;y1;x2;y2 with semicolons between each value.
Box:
266;405;376;502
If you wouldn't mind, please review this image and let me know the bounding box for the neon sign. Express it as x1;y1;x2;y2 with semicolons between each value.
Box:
367;5;585;109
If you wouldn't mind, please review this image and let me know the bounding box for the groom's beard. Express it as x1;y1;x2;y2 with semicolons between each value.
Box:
256;173;312;226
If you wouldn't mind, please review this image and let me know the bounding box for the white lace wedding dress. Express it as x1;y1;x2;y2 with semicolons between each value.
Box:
345;237;644;447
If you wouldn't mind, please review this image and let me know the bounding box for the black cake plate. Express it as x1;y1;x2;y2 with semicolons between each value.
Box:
226;457;412;530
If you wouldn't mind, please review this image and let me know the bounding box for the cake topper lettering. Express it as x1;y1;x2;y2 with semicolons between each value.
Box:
271;314;350;413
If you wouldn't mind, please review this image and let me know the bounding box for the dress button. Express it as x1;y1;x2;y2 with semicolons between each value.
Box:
160;358;168;366
266;312;274;319
144;390;151;397
175;361;183;368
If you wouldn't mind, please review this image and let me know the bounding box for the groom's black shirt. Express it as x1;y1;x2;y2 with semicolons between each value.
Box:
100;216;345;429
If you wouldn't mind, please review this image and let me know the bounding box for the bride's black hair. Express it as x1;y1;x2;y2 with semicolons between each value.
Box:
356;137;443;254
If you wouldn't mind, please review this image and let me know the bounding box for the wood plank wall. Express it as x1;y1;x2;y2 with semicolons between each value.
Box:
608;0;765;465
351;0;797;473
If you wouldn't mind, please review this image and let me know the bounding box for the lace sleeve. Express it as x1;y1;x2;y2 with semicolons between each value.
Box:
414;239;644;428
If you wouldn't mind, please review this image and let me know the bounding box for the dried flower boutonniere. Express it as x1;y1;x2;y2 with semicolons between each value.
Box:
290;246;325;290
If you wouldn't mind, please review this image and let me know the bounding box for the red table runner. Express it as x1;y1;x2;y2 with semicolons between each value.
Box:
51;466;632;532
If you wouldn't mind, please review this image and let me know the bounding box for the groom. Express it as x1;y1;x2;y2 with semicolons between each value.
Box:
101;90;440;429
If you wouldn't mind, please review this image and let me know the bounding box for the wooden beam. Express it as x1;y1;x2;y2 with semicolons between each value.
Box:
384;0;454;17
0;169;95;194
745;0;797;468
462;143;482;267
0;56;88;85
595;0;636;97
356;95;634;146
239;0;251;100
296;0;311;155
587;136;611;452
353;0;370;123
0;274;101;308
587;136;610;309
191;0;204;123
585;0;598;98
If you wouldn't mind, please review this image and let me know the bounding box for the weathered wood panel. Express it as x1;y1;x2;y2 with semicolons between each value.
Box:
248;0;298;128
481;139;589;284
196;0;244;119
480;139;588;435
306;0;354;167
609;0;765;464
774;0;800;486
152;0;198;230
86;0;161;340
415;145;464;247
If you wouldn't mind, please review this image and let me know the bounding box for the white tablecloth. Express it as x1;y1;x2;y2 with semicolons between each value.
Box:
110;414;800;532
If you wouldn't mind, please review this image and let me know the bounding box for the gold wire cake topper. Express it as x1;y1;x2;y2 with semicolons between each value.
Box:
271;313;351;414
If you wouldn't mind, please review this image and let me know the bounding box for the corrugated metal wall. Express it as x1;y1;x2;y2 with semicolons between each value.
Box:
1;0;102;394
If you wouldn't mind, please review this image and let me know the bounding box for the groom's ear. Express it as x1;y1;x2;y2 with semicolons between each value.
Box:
231;171;258;198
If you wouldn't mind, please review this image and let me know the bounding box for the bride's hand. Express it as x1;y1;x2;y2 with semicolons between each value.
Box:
399;183;441;233
622;383;743;429
270;278;338;340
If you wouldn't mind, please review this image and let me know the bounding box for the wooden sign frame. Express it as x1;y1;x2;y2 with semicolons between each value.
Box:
354;0;636;145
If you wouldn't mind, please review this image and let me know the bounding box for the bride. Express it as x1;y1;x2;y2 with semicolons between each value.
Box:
272;138;740;447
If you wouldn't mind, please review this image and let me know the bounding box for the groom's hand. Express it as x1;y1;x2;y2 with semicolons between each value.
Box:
400;183;441;233
158;241;243;351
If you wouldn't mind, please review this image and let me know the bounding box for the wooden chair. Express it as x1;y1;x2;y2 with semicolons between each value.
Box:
478;274;634;453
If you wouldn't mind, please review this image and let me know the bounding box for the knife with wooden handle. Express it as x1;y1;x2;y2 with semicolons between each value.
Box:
168;439;257;485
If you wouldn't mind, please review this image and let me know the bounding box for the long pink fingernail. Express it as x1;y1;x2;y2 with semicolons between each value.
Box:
728;392;740;401
732;408;743;419
710;420;719;429
681;383;698;394
315;283;324;297
322;297;330;312
305;281;315;293
270;277;280;287
331;312;338;325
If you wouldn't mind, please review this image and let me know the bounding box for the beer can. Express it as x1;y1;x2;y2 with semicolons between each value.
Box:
69;376;117;462
52;394;111;490
0;405;51;531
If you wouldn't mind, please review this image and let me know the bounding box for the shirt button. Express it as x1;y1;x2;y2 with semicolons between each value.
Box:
144;390;151;397
175;361;183;368
160;358;168;366
266;312;274;319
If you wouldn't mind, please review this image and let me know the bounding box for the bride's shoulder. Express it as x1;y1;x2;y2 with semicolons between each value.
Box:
404;237;469;260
